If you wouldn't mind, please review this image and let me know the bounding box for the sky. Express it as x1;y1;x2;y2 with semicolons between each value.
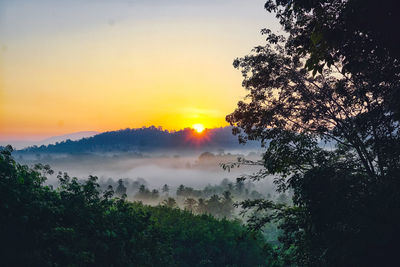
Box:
0;0;280;141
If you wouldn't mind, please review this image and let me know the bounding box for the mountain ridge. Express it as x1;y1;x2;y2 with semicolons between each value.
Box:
18;126;259;154
1;131;99;150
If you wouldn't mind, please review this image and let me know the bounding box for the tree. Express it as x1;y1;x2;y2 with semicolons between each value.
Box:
162;184;169;195
196;198;208;215
263;0;400;116
115;179;127;198
228;32;399;179
184;198;197;213
220;178;230;189
263;0;400;68
198;151;215;161
139;184;146;193
131;177;147;192
221;191;234;218
206;195;221;217
176;184;185;197
161;197;177;209
151;189;159;199
135;184;151;199
0;147;273;266
226;2;400;266
235;179;244;195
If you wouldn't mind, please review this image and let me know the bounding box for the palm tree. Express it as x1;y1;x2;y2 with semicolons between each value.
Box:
161;197;177;209
184;198;197;213
196;198;207;215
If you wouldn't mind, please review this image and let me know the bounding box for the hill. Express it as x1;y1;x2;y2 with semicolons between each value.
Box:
0;131;99;150
18;126;260;154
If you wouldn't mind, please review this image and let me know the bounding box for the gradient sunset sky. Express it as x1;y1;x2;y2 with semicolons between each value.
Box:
0;0;279;141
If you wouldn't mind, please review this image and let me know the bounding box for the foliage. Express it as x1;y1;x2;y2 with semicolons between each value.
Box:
183;198;197;212
176;184;202;198
0;146;275;266
115;179;127;198
263;0;400;116
161;197;178;209
226;1;400;266
228;32;399;177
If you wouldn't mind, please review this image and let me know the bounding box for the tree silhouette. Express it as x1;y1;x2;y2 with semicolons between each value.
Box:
162;184;169;195
264;0;400;118
135;184;151;199
176;184;185;197
235;179;244;195
227;1;400;266
151;189;159;199
115;179;127;198
220;191;234;218
206;195;221;217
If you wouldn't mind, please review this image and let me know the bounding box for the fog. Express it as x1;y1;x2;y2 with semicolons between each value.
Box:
16;149;277;198
14;148;285;241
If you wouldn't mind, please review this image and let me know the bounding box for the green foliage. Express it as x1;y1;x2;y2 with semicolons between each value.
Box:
147;206;273;267
0;146;274;266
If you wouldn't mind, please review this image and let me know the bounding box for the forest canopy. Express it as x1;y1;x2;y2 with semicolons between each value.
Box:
0;146;275;266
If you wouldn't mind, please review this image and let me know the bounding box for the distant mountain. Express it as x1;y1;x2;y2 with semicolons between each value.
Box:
18;127;260;154
39;131;99;145
1;131;99;150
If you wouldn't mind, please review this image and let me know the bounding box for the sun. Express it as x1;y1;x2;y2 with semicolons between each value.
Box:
192;123;205;133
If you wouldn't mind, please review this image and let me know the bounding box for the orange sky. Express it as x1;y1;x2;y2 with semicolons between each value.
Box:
0;0;279;141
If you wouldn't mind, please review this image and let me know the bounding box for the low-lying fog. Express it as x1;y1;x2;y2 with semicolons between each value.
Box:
16;149;276;196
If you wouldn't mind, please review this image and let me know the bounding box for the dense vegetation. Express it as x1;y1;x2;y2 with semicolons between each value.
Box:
226;1;400;266
19;126;259;154
101;177;275;219
0;146;277;266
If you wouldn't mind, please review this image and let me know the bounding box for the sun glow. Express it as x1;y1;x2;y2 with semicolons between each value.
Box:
0;0;270;140
192;123;205;133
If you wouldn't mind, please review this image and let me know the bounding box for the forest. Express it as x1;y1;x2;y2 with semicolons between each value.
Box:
0;147;277;266
1;0;400;266
18;127;260;154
